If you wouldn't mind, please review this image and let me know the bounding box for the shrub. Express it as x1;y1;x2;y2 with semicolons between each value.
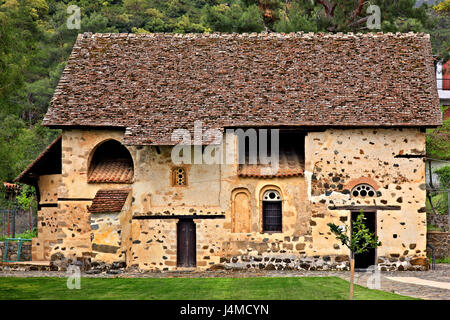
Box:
434;166;450;189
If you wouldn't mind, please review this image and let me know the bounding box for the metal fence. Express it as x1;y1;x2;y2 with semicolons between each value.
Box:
0;207;36;238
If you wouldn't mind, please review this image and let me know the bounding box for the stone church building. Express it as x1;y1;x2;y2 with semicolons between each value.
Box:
16;32;441;272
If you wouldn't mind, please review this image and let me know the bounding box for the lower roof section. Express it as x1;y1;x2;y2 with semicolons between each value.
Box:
14;135;62;184
87;188;131;213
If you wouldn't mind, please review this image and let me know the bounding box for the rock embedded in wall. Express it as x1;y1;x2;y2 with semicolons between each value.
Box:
214;254;350;271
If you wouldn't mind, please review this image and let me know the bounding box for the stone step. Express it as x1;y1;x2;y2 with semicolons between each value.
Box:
0;260;53;271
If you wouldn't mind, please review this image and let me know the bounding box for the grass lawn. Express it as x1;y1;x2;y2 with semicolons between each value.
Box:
0;276;417;300
435;257;450;264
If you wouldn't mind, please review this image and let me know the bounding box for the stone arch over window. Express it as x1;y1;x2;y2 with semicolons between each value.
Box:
344;177;379;196
172;167;187;186
231;188;251;233
260;187;282;232
88;139;134;183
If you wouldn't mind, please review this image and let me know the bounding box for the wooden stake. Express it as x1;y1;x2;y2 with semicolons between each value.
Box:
350;255;355;300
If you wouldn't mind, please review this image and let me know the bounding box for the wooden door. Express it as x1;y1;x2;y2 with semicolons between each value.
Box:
177;219;196;267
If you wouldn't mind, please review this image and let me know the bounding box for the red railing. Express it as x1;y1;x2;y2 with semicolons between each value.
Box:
437;78;450;91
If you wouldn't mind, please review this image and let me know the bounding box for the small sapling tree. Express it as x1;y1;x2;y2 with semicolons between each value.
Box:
328;210;381;300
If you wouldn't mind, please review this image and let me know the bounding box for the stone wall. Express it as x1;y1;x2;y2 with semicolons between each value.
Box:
90;192;132;265
32;174;60;261
47;129;131;269
39;128;429;272
304;129;427;258
427;214;449;232
427;231;449;258
49;201;92;266
0;241;32;262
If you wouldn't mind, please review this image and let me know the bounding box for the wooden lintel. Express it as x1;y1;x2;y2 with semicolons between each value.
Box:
58;198;93;201
133;215;226;220
328;205;401;211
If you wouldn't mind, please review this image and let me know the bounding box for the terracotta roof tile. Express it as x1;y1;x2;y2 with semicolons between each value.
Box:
87;189;131;213
2;182;20;191
238;147;304;178
43;32;442;145
88;159;133;183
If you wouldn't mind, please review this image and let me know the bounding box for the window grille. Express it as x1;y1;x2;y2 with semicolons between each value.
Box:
262;190;282;232
173;168;186;186
351;184;376;198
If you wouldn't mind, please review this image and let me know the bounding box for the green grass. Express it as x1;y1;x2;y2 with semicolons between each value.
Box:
434;257;450;264
427;224;443;231
0;276;417;300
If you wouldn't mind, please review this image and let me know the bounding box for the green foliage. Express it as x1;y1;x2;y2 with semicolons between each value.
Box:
201;2;265;33
16;184;37;211
434;257;450;264
426;106;450;161
429;1;450;62
434;166;450;189
273;2;318;33
0;228;37;241
434;0;450;13
426;192;449;215
328;211;381;256
427;224;442;231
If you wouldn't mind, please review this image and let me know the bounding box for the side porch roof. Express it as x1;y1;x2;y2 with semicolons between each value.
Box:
14;135;62;185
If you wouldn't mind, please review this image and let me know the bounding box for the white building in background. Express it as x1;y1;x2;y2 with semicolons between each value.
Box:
437;61;450;106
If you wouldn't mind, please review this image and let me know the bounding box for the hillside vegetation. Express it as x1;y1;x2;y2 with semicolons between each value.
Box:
0;0;448;205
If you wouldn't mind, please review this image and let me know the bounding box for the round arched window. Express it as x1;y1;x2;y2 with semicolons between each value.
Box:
262;190;282;232
351;184;376;198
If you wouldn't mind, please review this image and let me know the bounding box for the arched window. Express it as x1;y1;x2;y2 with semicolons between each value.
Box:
262;190;282;232
88;140;134;183
351;184;376;198
172;167;186;186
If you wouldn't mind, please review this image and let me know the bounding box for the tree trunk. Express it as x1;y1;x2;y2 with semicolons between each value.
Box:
349;252;355;300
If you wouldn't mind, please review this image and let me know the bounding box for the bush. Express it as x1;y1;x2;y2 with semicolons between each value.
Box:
434;166;450;189
426;192;448;215
0;228;37;241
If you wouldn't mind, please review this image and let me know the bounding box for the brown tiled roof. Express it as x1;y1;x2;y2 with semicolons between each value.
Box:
15;135;62;184
88;159;133;183
87;189;131;213
2;182;20;191
43;32;442;145
238;147;304;178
